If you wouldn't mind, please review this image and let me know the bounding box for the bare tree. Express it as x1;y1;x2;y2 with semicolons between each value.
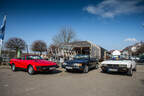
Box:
47;44;59;56
31;40;47;55
135;43;144;55
5;37;26;56
52;26;76;45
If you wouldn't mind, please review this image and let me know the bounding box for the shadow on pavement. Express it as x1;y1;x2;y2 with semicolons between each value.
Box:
64;68;97;74
65;70;83;74
36;70;62;75
14;68;62;75
100;71;133;76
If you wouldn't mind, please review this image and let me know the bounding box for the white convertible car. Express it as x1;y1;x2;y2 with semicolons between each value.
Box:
101;58;136;76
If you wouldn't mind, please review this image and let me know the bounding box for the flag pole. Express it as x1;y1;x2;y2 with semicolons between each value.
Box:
0;39;3;56
0;15;7;57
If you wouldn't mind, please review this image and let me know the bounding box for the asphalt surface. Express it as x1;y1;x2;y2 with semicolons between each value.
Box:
0;64;144;96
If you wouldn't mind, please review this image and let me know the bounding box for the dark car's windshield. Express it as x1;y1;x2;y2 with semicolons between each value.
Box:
74;55;89;60
27;56;42;60
108;56;131;61
108;58;131;60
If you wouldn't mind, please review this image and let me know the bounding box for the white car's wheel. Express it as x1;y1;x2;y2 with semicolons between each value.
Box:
127;67;133;76
133;66;137;71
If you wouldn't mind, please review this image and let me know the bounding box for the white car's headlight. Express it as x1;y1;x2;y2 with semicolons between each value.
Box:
74;63;82;66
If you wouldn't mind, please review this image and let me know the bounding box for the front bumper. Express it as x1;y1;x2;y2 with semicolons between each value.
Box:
101;66;128;72
63;65;84;70
36;65;59;71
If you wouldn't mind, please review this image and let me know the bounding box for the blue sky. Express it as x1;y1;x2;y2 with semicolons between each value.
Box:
0;0;144;50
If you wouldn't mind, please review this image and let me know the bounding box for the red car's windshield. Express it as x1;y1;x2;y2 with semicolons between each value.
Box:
27;56;42;60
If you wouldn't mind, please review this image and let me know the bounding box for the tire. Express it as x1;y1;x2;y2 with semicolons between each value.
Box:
83;65;89;73
27;65;35;75
127;68;133;76
133;66;137;71
11;64;16;71
66;69;71;72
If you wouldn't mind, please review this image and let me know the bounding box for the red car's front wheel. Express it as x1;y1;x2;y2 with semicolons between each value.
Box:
28;65;35;75
11;64;16;71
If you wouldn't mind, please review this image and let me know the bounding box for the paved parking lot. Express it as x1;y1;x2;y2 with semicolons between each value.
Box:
0;64;144;96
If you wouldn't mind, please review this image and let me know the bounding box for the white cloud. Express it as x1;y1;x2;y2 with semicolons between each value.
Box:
124;38;138;42
83;0;144;18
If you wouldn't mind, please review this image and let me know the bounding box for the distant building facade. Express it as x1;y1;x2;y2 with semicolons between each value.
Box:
49;41;108;62
122;41;144;57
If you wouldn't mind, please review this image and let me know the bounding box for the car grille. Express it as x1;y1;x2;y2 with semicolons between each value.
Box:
107;64;119;68
37;65;58;70
40;66;49;70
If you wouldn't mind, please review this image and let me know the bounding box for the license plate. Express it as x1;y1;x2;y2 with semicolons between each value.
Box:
108;69;118;72
42;67;47;70
66;66;72;69
49;67;56;70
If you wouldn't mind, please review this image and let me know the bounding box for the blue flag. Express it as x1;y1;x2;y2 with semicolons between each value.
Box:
0;15;6;40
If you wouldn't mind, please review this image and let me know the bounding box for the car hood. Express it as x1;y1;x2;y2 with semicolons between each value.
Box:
33;60;57;66
66;59;88;64
101;60;132;65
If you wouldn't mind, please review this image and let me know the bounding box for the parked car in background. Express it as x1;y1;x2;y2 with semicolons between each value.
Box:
9;55;59;75
138;55;144;63
62;54;99;73
101;58;136;76
130;56;140;62
138;58;144;63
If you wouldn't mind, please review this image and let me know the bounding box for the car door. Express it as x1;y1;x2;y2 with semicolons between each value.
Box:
14;58;22;68
19;56;27;69
24;56;33;69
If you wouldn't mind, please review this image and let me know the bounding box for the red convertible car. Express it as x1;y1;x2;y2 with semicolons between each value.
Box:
9;55;59;75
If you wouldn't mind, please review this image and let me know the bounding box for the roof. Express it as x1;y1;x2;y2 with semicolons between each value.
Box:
59;41;92;48
58;41;108;52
